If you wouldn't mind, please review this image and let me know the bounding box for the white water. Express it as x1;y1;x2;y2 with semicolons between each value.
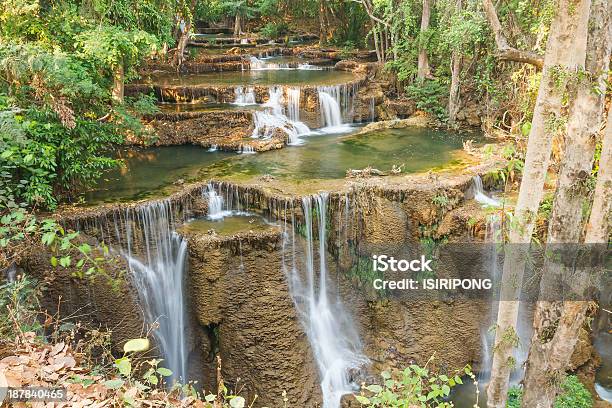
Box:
481;214;531;387
208;144;218;152
283;194;366;408
249;56;324;71
286;87;301;122
317;86;354;133
240;144;256;154
473;175;501;207
122;201;188;384
233;86;256;105
251;86;310;144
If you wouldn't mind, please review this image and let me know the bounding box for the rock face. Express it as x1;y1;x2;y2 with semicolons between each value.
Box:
22;241;146;356
182;228;320;406
136;110;285;152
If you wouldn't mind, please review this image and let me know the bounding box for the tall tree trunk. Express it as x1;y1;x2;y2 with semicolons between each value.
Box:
485;2;591;407
319;0;329;46
176;0;197;66
417;0;431;80
447;0;463;126
521;3;611;404
112;64;124;103
585;96;612;242
234;13;242;37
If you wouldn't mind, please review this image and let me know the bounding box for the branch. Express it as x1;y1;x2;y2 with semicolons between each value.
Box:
482;0;544;69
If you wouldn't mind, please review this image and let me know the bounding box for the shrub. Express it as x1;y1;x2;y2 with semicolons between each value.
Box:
505;376;592;408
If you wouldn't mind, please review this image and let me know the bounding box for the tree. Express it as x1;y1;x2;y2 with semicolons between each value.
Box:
417;0;431;79
76;27;157;103
485;1;592;407
521;1;611;404
447;0;462;126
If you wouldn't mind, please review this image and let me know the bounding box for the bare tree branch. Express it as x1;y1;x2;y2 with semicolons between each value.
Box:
482;0;544;69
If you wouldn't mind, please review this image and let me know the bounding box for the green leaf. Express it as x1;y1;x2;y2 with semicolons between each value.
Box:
381;371;391;379
104;379;125;389
123;338;150;353
366;385;383;394
205;394;216;402
115;357;131;377
50;256;58;267
59;256;71;267
355;395;371;405
229;396;245;408
156;367;172;377
442;384;451;396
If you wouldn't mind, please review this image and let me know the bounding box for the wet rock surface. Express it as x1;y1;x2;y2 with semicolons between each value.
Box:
182;228;320;406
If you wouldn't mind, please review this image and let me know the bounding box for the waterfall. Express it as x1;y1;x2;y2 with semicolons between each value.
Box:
205;184;227;219
479;214;501;382
203;183;252;220
233;86;256;106
249;56;267;70
481;214;530;386
240;144;256;154
317;85;355;132
283;194;367;408
472;175;501;207
121;201;189;384
251;86;310;144
286;87;301;121
208;144;218;152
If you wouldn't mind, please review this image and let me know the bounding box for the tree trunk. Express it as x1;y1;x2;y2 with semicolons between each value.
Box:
482;0;545;69
521;2;610;406
448;0;463;126
417;0;431;80
319;0;329;46
112;64;124;103
485;2;591;407
234;14;242;37
585;97;612;242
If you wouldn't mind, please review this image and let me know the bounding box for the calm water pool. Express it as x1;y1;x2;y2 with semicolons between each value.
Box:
87;127;475;203
141;69;356;87
86;147;232;203
201;127;471;180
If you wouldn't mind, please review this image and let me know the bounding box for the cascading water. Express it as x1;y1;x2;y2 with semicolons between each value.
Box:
121;201;189;384
472;175;501;207
481;214;531;388
286;87;301;122
233;86;256;105
251;86;310;144
282;194;367;408
317;85;355;132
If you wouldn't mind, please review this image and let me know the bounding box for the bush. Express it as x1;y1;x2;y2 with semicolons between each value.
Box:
405;79;449;122
260;22;288;39
505;376;592;408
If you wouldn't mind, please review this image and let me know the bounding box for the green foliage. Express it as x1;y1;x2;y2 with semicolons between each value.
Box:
76;26;157;74
554;375;593;408
356;357;475;407
260;22;289;39
406;80;449;121
505;376;592;408
0;274;44;340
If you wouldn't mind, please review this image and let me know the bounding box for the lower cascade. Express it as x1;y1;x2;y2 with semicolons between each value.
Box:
472;175;501;207
283;193;367;408
121;201;189;384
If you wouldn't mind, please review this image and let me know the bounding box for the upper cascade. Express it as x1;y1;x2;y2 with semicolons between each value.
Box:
251;86;311;145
